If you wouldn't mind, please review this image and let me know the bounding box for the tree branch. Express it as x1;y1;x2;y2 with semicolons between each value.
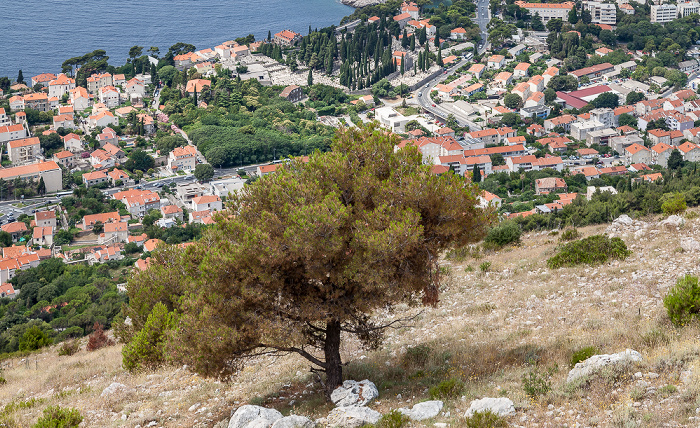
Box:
340;311;423;334
257;343;327;369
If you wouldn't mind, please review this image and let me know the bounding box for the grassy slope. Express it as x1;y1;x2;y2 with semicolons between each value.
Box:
1;214;700;427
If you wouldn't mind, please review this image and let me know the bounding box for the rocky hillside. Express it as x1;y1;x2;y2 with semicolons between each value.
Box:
2;213;700;427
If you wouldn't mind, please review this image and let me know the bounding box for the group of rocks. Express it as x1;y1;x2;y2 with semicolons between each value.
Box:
606;214;686;239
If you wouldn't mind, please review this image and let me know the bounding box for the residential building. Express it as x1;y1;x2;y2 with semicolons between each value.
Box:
678;142;700;162
88;111;118;129
23;93;49;111
535;177;568;195
107;168;130;185
513;62;531;78
450;27;467;40
487;55;505;70
590;108;614;128
32;226;53;247
586;128;618;146
544;114;577;132
52;114;75;130
1;222;27;241
280;85;304;102
375;107;410;133
126;78;145;101
513;1;575;21
651;4;677;23
570;120;604;141
393;12;412;28
63;133;82;152
168;145;197;172
624;143;652;165
113;189;160;217
99;86;120;108
493;71;513;87
82;170;109;187
31;73;56;87
100;222;129;244
0;124;28;144
87;73;113;94
69;87;90;111
648;129;671;146
185;79;211;97
274;29;301;46
468;63;485;78
82;211;120;230
176;182;206;203
191;195;223;212
478;191;502;209
34;210;56;229
651;142;674;167
569;63;615;80
161;205;184;221
584;1;617;26
8;137;41;164
47;74;75;99
90;149;115;169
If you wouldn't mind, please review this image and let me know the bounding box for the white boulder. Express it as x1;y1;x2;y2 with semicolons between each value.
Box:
567;349;642;384
270;415;315;428
101;382;130;397
397;400;443;420
661;215;685;229
326;406;382;427
331;380;378;407
465;397;515;418
228;405;283;428
681;237;700;252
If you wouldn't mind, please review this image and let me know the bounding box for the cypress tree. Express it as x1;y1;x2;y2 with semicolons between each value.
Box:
307;69;313;86
437;48;443;67
472;165;481;183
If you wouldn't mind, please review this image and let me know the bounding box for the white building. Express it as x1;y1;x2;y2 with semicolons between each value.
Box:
651;4;677;23
514;1;575;21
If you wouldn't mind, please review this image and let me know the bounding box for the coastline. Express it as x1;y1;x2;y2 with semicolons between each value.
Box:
340;0;386;7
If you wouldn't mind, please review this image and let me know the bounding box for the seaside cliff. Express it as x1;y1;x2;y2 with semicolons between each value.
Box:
340;0;386;7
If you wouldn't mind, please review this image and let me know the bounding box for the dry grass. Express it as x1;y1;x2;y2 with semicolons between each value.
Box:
2;217;700;426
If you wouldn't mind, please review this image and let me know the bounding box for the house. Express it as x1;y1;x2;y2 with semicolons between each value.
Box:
1;221;29;242
0;161;62;193
82;170;109;187
513;62;531;78
69;87;90;111
185;79;211;97
7;137;40;165
168;145;197;172
31;73;56;87
47;74;75;99
125;78;145;100
23;93;49;111
174;52;196;70
63;133;82;152
525;92;545;108
0;283;17;299
88;111;118;129
544;114;577;132
113;188;161;217
535;177;568;195
96;127;118;147
595;47;613;56
648;129;671;146
99;86;120;108
8;96;24;112
450;27;467;40
468;63;485;78
189;210;215;224
527;123;546;137
466;128;499;145
32;226;54;247
113;74;127;87
651;142;674;167
487;55;505;70
678;142;700;162
586;128;618;146
478;191;502;209
34;210;57;228
513;1;574;22
90;149;115;169
107;168;130;185
571;120;605;141
82;211;120;230
569;63;615;80
191;195;223;212
393;12;412;28
274;29;301;46
176;182;207;203
493;72;513;88
52;114;75;130
161;204;184;221
99;222;129;244
401;1;420;18
624;143;652;165
280;85;304;102
87;73;113;93
0;124;27;144
398;136;464;164
511;82;530;100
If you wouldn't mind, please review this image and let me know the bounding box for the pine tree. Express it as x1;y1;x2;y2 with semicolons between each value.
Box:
307;69;313;86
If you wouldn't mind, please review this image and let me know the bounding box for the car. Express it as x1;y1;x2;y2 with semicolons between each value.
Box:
432;104;436;107
418;92;422;97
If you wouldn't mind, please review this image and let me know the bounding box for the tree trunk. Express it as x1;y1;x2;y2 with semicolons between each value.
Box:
324;319;343;400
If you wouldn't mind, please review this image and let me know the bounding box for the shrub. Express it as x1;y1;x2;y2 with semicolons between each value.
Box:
402;344;432;368
664;274;700;326
479;261;492;273
559;228;580;242
484;221;521;248
661;193;687;215
32;405;83;428
547;235;631;269
58;341;79;357
429;378;464;400
19;326;51;352
522;367;554;399
372;410;410;428
685;210;699;220
570;346;598;368
122;302;177;371
86;323;114;352
464;410;510;428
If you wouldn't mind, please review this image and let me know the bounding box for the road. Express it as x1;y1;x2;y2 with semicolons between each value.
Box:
474;0;491;54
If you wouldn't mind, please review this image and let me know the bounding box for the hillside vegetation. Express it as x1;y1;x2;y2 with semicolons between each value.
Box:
0;211;699;427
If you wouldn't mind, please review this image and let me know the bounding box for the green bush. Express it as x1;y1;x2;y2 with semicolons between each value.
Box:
559;228;579;242
122;302;177;371
402;344;432;368
58;341;79;357
464;410;510;427
429;378;464;400
547;235;631;269
522;367;554;399
484;221;521;248
19;326;51;352
570;346;598;368
372;410;410;428
664;274;700;326
479;261;492;273
32;406;83;428
661;193;687;215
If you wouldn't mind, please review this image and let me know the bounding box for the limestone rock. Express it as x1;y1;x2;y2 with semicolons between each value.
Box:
660;215;684;229
101;382;130;397
228;405;283;428
340;0;387;7
271;415;315;428
326;406;381;427
397;400;443;421
465;397;515;418
567;349;642;384
681;237;700;252
331;380;378;407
